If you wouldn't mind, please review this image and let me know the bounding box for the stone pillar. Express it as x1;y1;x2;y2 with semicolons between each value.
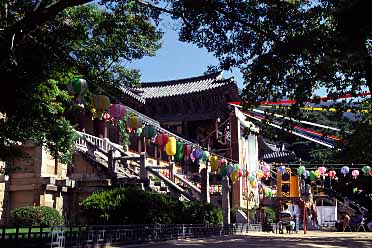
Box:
222;176;231;224
107;150;115;178
200;168;210;203
230;111;241;208
139;152;149;186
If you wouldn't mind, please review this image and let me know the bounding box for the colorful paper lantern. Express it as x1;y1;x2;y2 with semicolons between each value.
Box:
341;166;350;177
143;125;156;139
318;166;327;175
183;144;192;156
263;171;270;179
256;171;264;180
248;173;256;181
220;159;227;167
92;95;110;118
108;104;126;119
136;127;143;136
210;156;219;172
221;164;228;177
314;170;321;178
202;151;210;162
233;164;240;172
369;170;372;176
231;170;239;182
227;163;234;176
309;171;316;181
351;169;359;179
165;137;177;156
362;166;371;175
127;114;142;129
297;166;305;176
190;151;195;161
192;148;204;162
67;78;88;96
238;169;243;177
328;170;336;179
262;164;270;172
155;132;168;150
278;165;286;174
175;141;184;162
103;113;111;122
303;170;310;178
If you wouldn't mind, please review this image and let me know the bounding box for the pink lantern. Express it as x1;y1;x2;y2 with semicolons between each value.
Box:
352;169;360;179
318;166;327;175
109;104;126;119
262;164;270;172
220;159;227;166
190;151;195;161
103;113;111;122
263;171;270;179
328;170;336;179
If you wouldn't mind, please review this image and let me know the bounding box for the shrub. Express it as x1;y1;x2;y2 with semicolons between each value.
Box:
80;187;222;225
10;206;64;227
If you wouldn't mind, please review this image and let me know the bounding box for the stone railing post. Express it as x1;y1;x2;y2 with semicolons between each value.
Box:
139;152;149;186
103;138;110;152
222;176;231;224
200;168;210;203
169;161;175;182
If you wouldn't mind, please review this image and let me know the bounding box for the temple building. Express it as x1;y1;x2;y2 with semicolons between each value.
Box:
120;71;240;144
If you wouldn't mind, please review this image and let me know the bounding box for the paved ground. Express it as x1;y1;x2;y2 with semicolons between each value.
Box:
115;231;372;248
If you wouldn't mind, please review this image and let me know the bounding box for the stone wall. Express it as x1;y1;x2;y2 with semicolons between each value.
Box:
0;143;73;225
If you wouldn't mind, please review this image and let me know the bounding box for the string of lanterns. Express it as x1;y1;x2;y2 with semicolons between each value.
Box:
66;77;243;167
290;165;372;180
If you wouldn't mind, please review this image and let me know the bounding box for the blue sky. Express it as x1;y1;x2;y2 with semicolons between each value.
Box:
127;19;327;96
127;24;244;88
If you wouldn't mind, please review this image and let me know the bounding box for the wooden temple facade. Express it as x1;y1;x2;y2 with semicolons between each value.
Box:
120;71;240;144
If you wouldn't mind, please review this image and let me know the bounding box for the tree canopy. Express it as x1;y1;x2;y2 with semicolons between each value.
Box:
0;0;162;163
156;0;372;162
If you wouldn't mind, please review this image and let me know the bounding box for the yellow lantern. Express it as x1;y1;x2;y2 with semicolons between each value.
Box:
166;136;177;156
127;114;142;129
314;169;321;178
256;171;264;180
209;156;219;172
231;170;239;183
91;95;110;118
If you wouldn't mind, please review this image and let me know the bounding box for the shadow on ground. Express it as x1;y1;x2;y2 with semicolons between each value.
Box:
119;232;372;248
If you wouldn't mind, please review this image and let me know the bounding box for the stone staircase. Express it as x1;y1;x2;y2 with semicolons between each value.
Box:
74;131;198;202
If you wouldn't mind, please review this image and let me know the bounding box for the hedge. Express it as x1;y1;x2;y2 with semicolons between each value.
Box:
80;187;222;225
10;206;64;227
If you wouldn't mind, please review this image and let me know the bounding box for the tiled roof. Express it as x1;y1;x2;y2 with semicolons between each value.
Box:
120;71;236;102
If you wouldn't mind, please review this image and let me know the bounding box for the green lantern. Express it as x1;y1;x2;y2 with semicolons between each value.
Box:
175;141;184;162
143;125;156;139
309;170;316;181
67;78;88;96
362;166;371;175
202;151;210;162
136;127;143;136
297;166;305;176
221;164;228;177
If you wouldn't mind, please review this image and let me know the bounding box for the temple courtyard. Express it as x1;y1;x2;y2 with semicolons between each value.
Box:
117;231;372;248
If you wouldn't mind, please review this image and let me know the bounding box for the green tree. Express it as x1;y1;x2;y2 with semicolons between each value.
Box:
80;187;222;225
153;0;372;162
0;1;161;163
